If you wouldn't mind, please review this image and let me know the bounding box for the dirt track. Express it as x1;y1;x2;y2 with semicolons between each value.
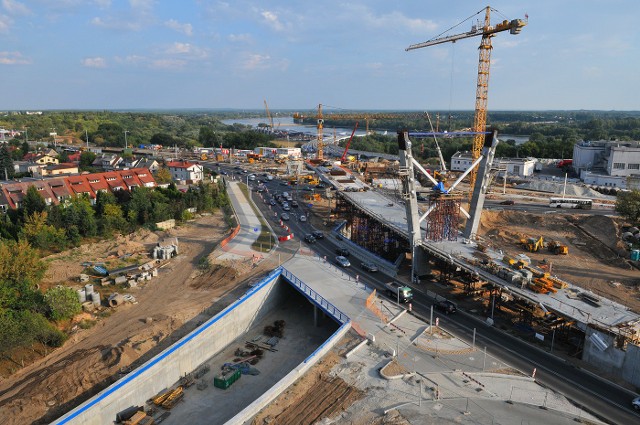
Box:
0;213;263;425
479;209;640;312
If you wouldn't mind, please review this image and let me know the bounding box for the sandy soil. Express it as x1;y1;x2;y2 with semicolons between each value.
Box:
478;209;640;312
0;213;264;425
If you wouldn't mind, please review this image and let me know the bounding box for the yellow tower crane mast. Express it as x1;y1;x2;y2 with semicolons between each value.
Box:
264;99;275;130
406;6;526;191
316;103;324;160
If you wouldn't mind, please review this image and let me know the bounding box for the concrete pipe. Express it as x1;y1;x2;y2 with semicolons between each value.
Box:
108;293;125;307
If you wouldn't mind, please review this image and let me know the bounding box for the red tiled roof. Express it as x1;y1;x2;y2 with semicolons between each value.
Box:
166;161;197;169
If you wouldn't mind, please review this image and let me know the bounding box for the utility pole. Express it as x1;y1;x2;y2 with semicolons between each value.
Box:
85;129;89;149
124;130;129;150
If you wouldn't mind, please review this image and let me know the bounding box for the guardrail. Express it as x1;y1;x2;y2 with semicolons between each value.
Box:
281;268;349;324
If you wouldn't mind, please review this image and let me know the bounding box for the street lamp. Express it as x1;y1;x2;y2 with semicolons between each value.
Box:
246;175;251;201
124;130;129;149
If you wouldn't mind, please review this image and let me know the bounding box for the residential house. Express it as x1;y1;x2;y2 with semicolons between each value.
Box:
166;160;204;184
33;163;79;178
0;168;156;211
92;154;123;171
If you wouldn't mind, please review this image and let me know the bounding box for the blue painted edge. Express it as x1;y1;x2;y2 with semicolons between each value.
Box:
279;270;349;325
52;267;283;424
303;321;351;364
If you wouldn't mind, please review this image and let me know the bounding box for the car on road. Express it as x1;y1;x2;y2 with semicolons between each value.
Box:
361;262;378;272
312;230;324;239
291;200;299;207
269;200;276;206
282;205;291;211
335;255;351;267
434;300;457;314
280;181;289;186
219;170;228;175
299;215;307;222
281;213;290;221
335;247;350;257
500;200;515;205
304;234;316;244
632;396;640;411
316;183;326;188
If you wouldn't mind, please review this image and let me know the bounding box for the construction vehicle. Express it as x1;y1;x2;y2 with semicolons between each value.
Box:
200;153;208;161
406;7;526;191
520;236;544;252
547;240;569;255
340;122;359;163
384;281;413;303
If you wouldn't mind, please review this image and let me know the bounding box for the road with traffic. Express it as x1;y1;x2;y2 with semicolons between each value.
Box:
207;160;638;424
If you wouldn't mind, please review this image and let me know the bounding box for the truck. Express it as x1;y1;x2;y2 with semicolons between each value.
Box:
384;282;413;303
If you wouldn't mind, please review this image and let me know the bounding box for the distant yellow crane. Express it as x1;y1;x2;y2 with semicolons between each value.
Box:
406;6;526;191
264;99;275;131
316;103;324;160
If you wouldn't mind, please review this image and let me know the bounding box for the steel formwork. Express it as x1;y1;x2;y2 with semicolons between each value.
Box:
335;195;408;262
426;195;462;242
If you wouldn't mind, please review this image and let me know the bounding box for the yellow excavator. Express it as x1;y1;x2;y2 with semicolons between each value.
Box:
520;235;544;252
547;240;569;255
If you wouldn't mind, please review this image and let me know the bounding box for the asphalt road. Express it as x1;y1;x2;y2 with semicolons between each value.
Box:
211;162;639;425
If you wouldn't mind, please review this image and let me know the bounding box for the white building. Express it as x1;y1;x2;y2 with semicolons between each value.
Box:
276;147;301;159
166;160;204;184
450;151;535;178
572;140;640;189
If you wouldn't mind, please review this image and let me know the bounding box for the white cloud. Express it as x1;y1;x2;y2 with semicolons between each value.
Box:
93;0;112;7
164;19;192;36
242;53;271;70
228;33;252;43
2;0;30;16
81;57;107;68
0;51;30;65
150;58;186;70
163;42;208;59
261;10;284;32
0;14;11;32
91;16;142;31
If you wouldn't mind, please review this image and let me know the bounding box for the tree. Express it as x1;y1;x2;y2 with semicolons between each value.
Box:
22;185;47;217
0;144;14;179
21;211;67;251
616;190;640;223
0;239;47;312
45;286;81;321
79;151;96;170
154;166;173;184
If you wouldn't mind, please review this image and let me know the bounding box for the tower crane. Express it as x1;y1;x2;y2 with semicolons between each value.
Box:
263;99;275;131
406;6;526;191
315;103;324;160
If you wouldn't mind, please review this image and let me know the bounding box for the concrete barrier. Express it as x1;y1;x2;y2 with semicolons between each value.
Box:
52;268;283;425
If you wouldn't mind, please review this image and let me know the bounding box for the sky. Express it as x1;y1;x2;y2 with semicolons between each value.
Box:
1;0;639;111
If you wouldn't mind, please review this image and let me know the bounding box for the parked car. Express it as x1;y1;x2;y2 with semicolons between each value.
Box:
269;200;276;206
361;262;379;272
281;213;290;221
434;300;457;314
283;205;291;211
312;230;324;239
316;183;326;188
299;215;307;222
335;247;350;257
304;234;316;244
335;255;351;267
500;200;515;205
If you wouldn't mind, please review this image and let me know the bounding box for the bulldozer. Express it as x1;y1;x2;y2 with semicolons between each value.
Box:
547;240;569;255
520;235;544;253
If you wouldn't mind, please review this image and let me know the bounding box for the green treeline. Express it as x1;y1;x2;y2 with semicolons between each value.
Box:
0;111;277;150
0;180;230;366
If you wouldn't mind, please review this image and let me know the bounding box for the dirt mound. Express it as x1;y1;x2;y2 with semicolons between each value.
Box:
252;350;362;425
190;263;240;290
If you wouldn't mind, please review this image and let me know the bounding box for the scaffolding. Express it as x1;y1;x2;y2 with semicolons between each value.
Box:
425;194;462;242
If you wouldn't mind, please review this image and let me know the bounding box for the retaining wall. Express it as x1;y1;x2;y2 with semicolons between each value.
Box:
52;268;284;425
